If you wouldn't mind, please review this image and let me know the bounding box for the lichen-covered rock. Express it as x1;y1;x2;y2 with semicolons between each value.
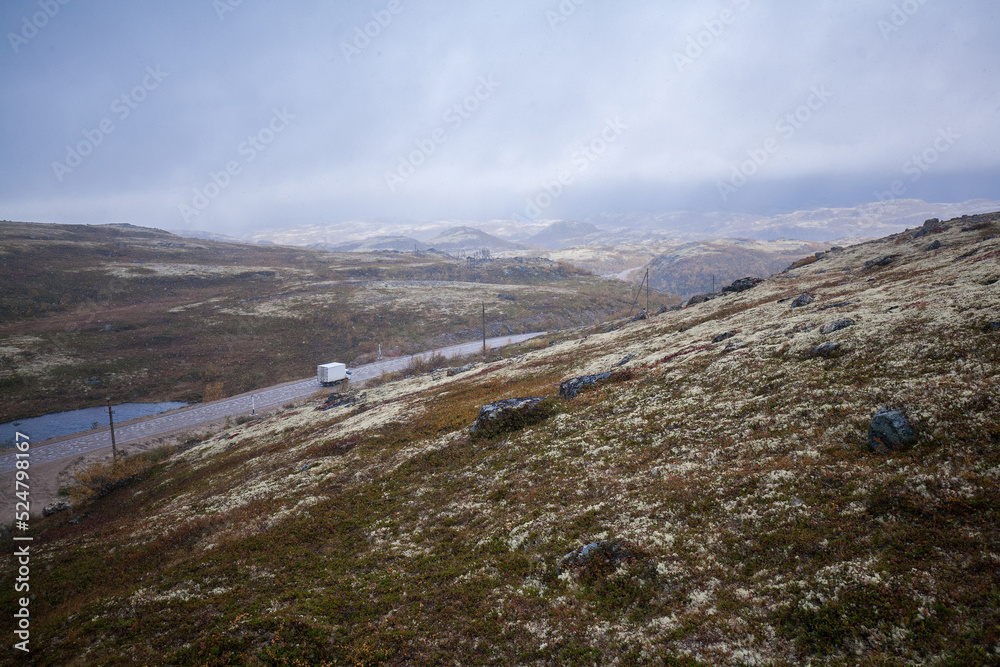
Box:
712;331;736;343
559;373;612;399
790;293;815;309
925;240;943;251
685;293;714;307
820;318;855;335
869;408;918;454
470;397;552;437
446;363;477;377
722;277;764;294
43;501;70;517
865;256;894;270
558;539;639;573
811;342;841;359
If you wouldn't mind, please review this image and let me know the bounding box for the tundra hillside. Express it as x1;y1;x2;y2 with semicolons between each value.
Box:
3;213;998;665
0;221;643;423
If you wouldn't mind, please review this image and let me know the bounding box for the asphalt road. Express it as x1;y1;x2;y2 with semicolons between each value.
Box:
0;332;546;473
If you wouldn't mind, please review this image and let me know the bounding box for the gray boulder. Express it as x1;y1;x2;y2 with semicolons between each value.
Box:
869;409;918;454
559;373;612;399
790;293;815;309
470;397;550;436
924;240;943;251
820;318;855;335
712;331;736;343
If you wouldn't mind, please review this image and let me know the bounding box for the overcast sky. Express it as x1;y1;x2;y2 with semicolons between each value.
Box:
1;0;998;234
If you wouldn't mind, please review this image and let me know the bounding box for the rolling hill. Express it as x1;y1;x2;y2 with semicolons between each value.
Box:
9;212;999;664
0;221;635;423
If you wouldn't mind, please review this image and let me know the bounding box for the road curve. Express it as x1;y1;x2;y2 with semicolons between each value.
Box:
0;332;546;473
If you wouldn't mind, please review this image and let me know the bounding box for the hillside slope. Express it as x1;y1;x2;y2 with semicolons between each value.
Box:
0;222;633;423
6;213;999;665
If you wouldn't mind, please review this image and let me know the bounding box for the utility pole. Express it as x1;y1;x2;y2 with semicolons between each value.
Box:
645;267;650;316
106;398;117;463
482;303;487;361
377;313;383;361
712;274;715;293
251;394;255;416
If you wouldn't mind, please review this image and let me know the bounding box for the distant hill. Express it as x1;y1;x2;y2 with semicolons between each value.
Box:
323;236;428;253
644;238;830;298
424;226;529;255
167;228;245;243
527;220;603;250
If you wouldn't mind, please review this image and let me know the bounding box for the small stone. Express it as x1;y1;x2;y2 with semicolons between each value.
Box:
790;293;815;309
559;373;613;399
615;354;635;367
811;342;841;359
869;408;918;454
723;340;745;353
712;331;736;343
558;539;638;573
820;318;855;335
924;218;940;226
986;322;1000;332
925;240;943;251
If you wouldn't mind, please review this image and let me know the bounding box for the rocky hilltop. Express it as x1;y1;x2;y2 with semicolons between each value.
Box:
8;213;999;664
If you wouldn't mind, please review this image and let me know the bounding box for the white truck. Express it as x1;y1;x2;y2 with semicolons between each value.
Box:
317;362;350;386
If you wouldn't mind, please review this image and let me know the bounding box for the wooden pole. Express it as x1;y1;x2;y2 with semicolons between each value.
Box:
106;398;117;463
645;268;649;316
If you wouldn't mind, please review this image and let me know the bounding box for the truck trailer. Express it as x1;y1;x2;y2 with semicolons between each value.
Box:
317;362;349;386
